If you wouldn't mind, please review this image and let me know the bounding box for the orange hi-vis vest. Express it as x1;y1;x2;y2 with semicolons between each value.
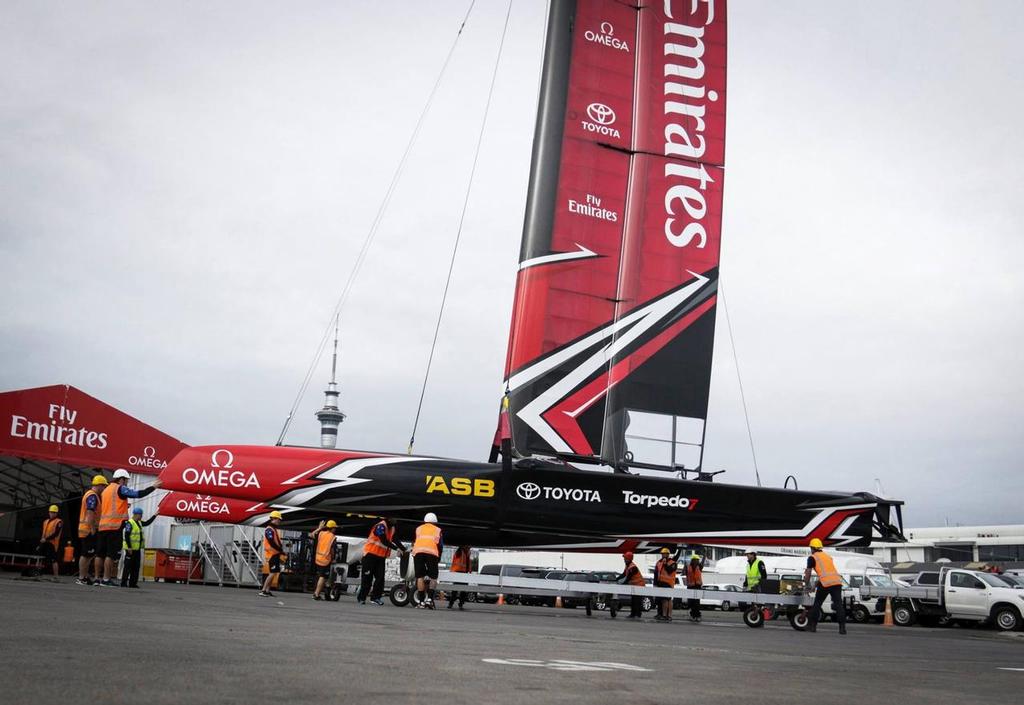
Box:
412;523;441;557
315;531;335;567
79;488;101;538
451;547;470;573
264;526;284;562
41;518;62;550
686;563;702;587
98;483;128;532
656;558;677;586
625;561;646;587
812;551;842;588
364;520;395;558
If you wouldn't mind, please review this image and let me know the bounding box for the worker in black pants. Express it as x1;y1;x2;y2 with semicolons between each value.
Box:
803;538;847;634
120;507;156;588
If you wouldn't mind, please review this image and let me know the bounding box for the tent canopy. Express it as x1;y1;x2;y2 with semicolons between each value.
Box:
0;384;186;511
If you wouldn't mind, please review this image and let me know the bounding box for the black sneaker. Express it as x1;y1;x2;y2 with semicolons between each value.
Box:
312;594;323;601
258;590;273;598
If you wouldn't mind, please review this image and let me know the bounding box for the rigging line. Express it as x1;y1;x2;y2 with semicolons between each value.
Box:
719;279;762;487
407;0;515;455
275;0;478;445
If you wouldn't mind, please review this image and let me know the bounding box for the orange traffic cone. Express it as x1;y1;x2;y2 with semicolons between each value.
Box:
496;593;505;606
555;596;564;608
883;597;894;627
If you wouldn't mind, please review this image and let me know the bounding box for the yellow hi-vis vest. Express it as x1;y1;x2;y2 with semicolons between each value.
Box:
122;519;144;551
746;559;764;589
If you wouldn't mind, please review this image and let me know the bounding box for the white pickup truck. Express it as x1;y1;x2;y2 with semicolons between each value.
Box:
860;567;1024;631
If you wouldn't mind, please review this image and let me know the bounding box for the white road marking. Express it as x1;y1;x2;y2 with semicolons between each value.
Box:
998;667;1024;671
482;658;652;672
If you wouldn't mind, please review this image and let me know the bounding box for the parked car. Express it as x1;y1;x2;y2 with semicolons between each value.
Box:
475;564;553;604
543;570;599;608
887;567;1024;631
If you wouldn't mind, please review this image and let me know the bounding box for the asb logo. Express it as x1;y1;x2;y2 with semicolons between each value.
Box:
180;449;261;489
425;475;495;498
584;21;630;52
580;102;621;139
516;482;602;503
586;103;616;125
516;482;541;500
128;445;167;470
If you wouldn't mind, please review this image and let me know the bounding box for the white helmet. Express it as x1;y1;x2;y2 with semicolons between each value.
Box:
424;512;438;523
113;469;130;480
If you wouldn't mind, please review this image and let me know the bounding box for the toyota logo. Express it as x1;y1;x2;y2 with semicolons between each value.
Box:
516;482;541;501
586;103;616;125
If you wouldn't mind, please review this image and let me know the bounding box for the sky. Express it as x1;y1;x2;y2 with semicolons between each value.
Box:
2;1;1021;528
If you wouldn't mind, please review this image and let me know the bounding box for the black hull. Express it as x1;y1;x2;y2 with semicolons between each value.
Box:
158;445;903;551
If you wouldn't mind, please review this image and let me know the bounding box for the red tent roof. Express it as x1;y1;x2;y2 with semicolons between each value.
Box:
0;385;187;475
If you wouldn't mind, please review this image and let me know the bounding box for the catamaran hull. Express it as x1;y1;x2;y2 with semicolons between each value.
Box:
157;445;901;550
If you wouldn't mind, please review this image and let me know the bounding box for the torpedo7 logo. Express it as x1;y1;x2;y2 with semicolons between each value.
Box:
425;475;495;498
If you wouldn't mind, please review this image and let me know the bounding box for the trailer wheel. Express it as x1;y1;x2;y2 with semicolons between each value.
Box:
389;583;411;607
992;605;1022;632
788;609;809;631
641;597;654;613
851;604;871;624
743;606;765;628
893;604;916;627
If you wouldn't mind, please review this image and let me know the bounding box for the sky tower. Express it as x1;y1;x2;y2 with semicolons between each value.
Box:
315;316;346;448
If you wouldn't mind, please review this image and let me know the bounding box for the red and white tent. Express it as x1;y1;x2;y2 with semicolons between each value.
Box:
0;384;186;523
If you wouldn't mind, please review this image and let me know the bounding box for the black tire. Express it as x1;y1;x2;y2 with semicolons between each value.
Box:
389;583;411;607
893;604;916;627
743;606;765;628
720;600;732;612
992;605;1022;632
788;609;809;631
851;604;871;624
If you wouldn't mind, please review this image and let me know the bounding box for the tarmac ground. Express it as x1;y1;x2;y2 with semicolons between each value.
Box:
2;574;1022;704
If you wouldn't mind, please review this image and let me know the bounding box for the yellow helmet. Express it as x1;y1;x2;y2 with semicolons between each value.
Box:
48;504;59;513
809;538;824;549
269;510;283;520
660;547;670;555
325;520;337;529
92;475;108;486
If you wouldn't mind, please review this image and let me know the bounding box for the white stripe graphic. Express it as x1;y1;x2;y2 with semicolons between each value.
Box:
275;456;424;507
514;273;709;452
518;243;598;271
626;504;876;541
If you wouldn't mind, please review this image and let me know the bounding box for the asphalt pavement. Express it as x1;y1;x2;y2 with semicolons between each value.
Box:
1;575;1021;704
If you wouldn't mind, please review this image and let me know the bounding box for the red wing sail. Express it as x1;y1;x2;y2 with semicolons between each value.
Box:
504;0;726;468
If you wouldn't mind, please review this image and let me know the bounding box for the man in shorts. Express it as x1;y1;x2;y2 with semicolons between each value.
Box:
311;520;337;600
97;469;160;587
38;505;63;580
77;475;107;585
412;512;442;609
259;511;285;597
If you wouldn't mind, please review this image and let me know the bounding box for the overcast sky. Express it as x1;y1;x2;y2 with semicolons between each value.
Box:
2;1;1021;527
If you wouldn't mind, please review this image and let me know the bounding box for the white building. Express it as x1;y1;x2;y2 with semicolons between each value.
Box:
868;524;1024;564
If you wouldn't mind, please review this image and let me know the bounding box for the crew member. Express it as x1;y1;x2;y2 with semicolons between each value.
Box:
120;506;156;588
685;553;706;622
803;538;847;635
412;512;443;609
77;475;107;585
38;505;63;580
357;516;405;605
97;469;160;587
743;549;767;593
653;548;677;622
618;551;646;619
447;545;472;610
259;511;286;598
312;520;337;601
